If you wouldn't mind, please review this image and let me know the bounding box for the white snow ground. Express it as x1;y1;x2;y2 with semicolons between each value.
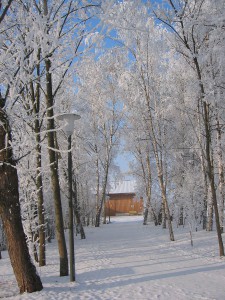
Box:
1;216;225;300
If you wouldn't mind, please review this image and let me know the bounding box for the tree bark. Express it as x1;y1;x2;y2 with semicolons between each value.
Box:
30;75;46;266
43;0;68;275
94;146;101;227
216;118;225;233
206;193;213;231
45;58;68;275
35;50;46;266
0;106;43;293
143;152;157;225
146;103;174;240
203;103;224;255
194;57;224;255
179;206;184;226
95;162;109;227
73;177;86;239
197;101;208;230
36;132;46;266
95;189;105;227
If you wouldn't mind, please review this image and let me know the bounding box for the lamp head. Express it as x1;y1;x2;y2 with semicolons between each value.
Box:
56;112;81;136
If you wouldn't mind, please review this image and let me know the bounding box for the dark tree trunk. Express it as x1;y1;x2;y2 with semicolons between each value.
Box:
42;0;68;275
95;169;108;228
158;205;162;225
203;103;224;255
36;137;46;266
161;201;167;229
142;153;156;225
95;209;101;228
1;188;43;293
143;198;158;226
30;51;46;267
95;180;106;227
179;206;184;226
0;106;43;293
33;232;39;263
143;207;149;225
73;178;85;239
194;56;224;255
45;59;68;276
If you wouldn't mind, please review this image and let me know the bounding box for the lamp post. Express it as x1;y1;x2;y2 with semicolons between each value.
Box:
56;112;81;282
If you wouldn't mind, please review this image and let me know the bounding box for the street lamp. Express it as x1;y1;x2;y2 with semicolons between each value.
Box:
56;111;81;282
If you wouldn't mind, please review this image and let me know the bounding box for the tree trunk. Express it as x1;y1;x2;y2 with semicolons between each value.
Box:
161;201;167;229
191;38;223;255
95;210;101;227
73;177;85;239
1;190;43;293
150;120;174;239
42;0;68;275
216;118;225;233
143;207;149;225
94;148;101;227
95;164;109;228
142;150;149;226
45;59;68;275
0;107;43;293
33;232;39;263
207;193;213;231
34;50;46;266
36;138;46;266
95;194;105;227
202;101;224;255
30;76;46;267
143;85;174;240
197;101;208;230
179;206;184;226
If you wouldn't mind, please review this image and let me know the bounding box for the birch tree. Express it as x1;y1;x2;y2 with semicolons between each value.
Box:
155;0;224;255
105;1;175;240
77;51;124;227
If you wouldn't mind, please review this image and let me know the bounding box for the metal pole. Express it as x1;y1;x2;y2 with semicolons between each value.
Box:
68;135;75;281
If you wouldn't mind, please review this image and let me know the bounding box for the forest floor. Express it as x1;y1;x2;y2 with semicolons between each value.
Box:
1;216;225;299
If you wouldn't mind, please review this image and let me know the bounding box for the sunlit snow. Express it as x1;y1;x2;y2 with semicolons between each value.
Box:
1;216;225;300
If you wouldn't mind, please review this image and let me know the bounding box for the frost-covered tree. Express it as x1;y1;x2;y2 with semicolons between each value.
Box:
104;0;175;240
76;50;124;227
0;0;106;279
0;1;43;293
155;0;225;255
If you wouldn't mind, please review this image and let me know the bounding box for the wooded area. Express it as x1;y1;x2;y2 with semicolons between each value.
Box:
0;0;224;293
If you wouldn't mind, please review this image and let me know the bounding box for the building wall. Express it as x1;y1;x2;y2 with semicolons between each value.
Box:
105;193;143;216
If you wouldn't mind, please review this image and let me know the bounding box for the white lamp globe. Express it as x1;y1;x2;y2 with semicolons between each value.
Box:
56;112;81;136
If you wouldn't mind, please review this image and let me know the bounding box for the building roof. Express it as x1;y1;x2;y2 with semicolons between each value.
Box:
108;180;136;194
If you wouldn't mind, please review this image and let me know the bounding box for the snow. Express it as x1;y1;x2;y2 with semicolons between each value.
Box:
1;216;225;300
108;180;136;194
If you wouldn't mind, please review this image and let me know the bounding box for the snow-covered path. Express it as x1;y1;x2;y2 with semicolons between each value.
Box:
1;216;225;299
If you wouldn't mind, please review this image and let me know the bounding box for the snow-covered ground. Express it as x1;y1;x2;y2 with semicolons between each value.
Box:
1;216;225;300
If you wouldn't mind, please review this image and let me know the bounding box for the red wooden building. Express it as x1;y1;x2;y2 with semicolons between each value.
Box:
105;181;143;216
